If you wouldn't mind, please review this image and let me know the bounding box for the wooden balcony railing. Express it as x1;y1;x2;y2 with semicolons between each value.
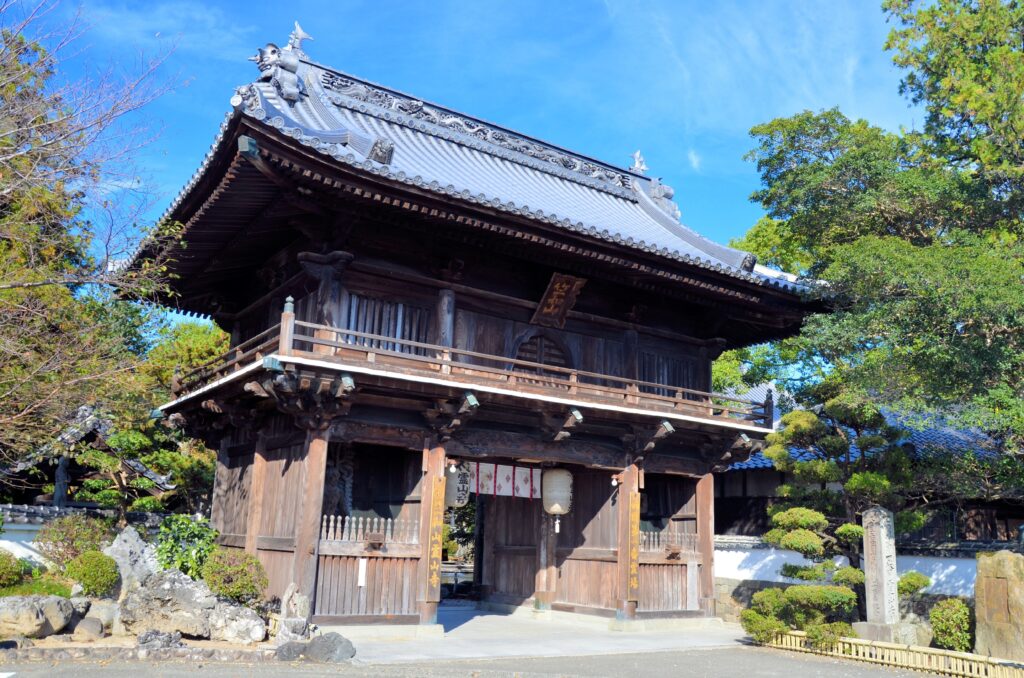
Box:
171;298;774;429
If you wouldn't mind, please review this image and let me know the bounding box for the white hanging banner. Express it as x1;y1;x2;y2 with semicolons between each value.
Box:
468;462;540;499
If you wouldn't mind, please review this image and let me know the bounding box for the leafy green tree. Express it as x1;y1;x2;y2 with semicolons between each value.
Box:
885;0;1024;200
0;3;176;467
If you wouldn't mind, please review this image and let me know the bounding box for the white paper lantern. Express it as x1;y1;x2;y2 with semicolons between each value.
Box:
542;469;573;515
444;462;471;508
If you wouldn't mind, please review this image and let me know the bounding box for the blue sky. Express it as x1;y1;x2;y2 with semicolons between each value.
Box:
65;0;918;246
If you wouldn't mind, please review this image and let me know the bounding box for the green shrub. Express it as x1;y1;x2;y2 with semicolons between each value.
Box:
750;587;787;617
771;507;829;532
65;551;119;597
130;496;164;512
0;551;23;588
0;578;71;598
930;598;973;652
778;529;825;558
834;523;864;546
781;563;828;581
201;547;267;603
155;514;218;579
832;566;865;587
784;585;858;614
805;621;855;648
35;515;111;572
898;570;931;597
740;608;788;644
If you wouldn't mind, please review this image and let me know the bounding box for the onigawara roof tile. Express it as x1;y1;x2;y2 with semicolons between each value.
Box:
156;23;806;294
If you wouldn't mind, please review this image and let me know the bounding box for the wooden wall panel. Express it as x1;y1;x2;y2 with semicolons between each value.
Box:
259;444;306;539
555;558;617;609
211;452;253;537
314;555;420;617
555;469;618;551
639;563;688;612
488;495;541;601
256;549;295;599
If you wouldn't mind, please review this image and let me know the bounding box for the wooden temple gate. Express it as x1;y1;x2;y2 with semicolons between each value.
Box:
145;24;815;628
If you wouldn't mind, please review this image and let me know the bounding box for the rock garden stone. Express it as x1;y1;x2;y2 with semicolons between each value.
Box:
275;641;306;661
209;602;266;645
71;617;104;642
84;599;118;633
119;569;216;637
0;636;33;649
0;595;73;638
280;582;311;619
304;632;355;663
103;527;160;599
70;597;91;618
137;629;184;650
273;616;309;644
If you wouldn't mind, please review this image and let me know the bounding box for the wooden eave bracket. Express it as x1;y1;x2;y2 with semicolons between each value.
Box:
631;419;676;454
542;408;584;442
424;391;480;440
707;432;764;472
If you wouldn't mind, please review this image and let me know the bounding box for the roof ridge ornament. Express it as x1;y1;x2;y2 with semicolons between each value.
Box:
249;22;312;104
631;150;648;175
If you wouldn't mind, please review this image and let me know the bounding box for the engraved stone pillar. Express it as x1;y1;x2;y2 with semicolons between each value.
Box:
853;506;918;644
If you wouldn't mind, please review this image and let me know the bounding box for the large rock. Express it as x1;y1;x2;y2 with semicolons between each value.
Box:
304;632;355;663
103;527;159;599
84;600;118;634
209;602;266;645
119;569;216;637
275;640;306;661
280;582;311;619
975;550;1024;660
273;616;309;645
71;617;105;642
0;596;73;638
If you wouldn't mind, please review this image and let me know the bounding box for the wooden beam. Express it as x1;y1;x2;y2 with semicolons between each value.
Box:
245;431;267;554
416;438;446;625
616;461;641;620
696;473;715;616
292;426;330;612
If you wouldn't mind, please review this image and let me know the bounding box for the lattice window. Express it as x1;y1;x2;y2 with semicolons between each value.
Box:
344;293;431;355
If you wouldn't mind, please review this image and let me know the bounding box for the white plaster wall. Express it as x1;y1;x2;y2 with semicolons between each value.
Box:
715;545;976;597
0;524;47;566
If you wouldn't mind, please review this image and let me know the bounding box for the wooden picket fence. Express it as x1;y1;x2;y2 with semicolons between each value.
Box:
768;631;1024;678
319;514;419;544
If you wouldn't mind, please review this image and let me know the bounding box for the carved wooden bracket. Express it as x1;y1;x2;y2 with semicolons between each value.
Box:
541;408;583;442
627;419;676;455
423;392;479;441
707;433;763;472
261;369;355;431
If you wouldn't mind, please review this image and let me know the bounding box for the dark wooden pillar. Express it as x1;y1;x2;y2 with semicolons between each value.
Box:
534;512;558;610
436;289;455;347
298;250;353;351
616;462;641;620
245;431;267;554
417;438;447;624
696;472;715;615
293;426;331;603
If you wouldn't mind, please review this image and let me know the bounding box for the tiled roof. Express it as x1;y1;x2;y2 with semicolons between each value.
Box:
155;26;806;295
728;406;997;471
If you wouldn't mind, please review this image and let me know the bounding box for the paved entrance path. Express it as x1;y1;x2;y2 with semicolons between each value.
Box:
341;605;746;663
0;647;922;677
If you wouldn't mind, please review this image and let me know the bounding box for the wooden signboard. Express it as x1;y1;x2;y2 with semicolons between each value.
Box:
530;273;586;329
425;475;446;601
627;490;641;601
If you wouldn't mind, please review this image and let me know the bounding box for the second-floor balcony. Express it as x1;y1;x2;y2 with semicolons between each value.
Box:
168;301;774;434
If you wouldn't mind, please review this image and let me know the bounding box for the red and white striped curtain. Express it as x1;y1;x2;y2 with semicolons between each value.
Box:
466;462;542;499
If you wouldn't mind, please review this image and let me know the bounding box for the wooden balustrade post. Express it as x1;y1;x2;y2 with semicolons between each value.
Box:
764;388;775;429
279;297;295;356
696;472;715;615
616;461;641;620
245;430;267;554
416;437;447;625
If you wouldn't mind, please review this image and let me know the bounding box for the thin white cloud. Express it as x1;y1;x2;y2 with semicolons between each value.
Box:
80;2;259;62
687;149;702;171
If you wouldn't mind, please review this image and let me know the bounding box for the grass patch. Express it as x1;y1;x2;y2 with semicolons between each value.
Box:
0;578;72;598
